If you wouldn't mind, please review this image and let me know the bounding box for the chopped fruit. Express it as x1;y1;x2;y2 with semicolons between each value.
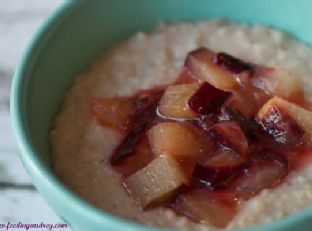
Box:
91;47;312;228
90;97;133;131
175;68;197;84
203;149;246;168
257;97;305;146
185;48;239;90
193;149;244;188
124;155;188;209
132;90;164;119
227;90;257;118
217;107;256;141
270;97;312;145
172;189;238;228
111;123;146;165
177;158;198;179
217;107;235;121
111;91;163;164
214;52;254;74
113;135;155;177
284;147;312;171
158;83;199;119
227;87;269;119
195;115;215;131
252;68;303;101
149;122;210;158
209;121;249;155
188;82;232;115
231;151;288;199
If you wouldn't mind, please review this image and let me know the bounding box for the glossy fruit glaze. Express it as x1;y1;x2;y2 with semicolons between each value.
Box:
89;48;312;228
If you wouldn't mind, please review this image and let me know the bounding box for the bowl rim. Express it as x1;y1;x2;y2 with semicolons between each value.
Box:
10;1;312;231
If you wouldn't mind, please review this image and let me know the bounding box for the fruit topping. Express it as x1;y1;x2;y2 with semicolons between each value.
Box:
214;52;254;74
257;97;305;146
192;149;244;188
217;107;256;141
251;68;303;102
124;155;188;209
113;134;155;177
148;122;211;158
158;83;199;119
227;90;261;118
175;68;197;84
264;97;312;145
184;48;239;89
90;97;133;131
172;189;238;228
203;149;246;168
209;121;248;155
90;47;312;228
188;82;232;115
110;90;164;164
195;115;215;131
231;151;288;199
132;90;164;118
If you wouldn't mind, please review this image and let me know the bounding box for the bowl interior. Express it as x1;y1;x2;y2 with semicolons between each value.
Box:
11;0;312;231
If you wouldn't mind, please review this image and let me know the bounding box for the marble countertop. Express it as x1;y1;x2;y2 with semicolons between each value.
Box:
0;0;71;227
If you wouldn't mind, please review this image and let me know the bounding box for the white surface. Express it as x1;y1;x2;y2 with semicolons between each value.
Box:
0;0;61;71
0;0;70;228
0;189;64;224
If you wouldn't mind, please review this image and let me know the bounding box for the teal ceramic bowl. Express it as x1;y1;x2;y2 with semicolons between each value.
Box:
11;0;312;230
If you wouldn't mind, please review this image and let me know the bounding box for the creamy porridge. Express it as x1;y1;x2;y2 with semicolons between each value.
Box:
50;19;312;230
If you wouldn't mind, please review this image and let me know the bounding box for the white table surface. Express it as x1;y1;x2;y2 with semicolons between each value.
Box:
0;0;73;229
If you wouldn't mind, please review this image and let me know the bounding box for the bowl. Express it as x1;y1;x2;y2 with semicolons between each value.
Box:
11;0;312;230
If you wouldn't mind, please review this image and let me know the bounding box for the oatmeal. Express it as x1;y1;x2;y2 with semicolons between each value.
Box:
50;20;312;230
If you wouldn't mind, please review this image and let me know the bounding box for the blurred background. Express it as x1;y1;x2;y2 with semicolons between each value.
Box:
0;0;68;226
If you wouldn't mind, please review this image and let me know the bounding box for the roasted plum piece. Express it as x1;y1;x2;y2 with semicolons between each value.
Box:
184;48;239;90
113;134;155;177
175;68;197;84
257;96;305;146
209;121;249;155
214;52;254;75
217;107;257;141
90;97;133;131
159;81;232;119
172;188;238;228
230;151;288;199
227;89;265;118
158;83;199;119
204;149;246;168
195;115;215;131
192;120;249;189
192;121;249;189
192;149;244;189
184;48;269;118
124;155;188;209
111;90;164;164
251;67;303;102
188;82;232;115
148;122;212;158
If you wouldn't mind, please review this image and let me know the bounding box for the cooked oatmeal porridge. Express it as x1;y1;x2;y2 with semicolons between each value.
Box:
50;19;312;230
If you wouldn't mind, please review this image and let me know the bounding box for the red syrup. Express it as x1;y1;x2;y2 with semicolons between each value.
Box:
89;48;312;227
